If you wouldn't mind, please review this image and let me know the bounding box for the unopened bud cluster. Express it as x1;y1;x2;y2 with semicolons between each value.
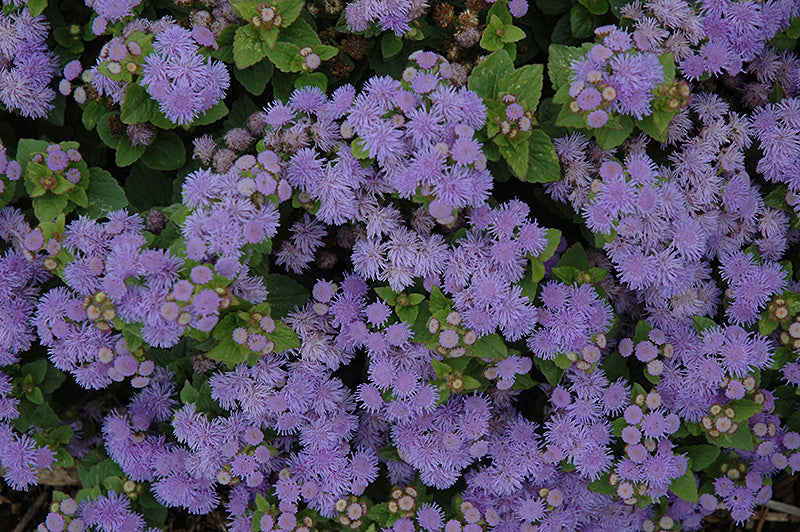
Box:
566;332;608;371
641;515;678;532
334;495;368;529
495;94;533;140
38;496;83;532
701;403;740;438
28;143;87;196
98;31;151;80
251;3;284;30
619;327;672;378
232;150;295;206
83;291;116;332
427;310;476;358
161;265;233;333
652;79;691;112
388;486;419;517
232;311;279;355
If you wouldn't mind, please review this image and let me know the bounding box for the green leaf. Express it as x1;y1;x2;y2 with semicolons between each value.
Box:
279;17;321;47
33;195;68;222
637;109;674;143
550;265;576;286
350;138;370;160
28;0;47;16
315;45;338;60
180;382;199;404
97;113;121;149
234;25;270;70
710;422;755;452
264;274;310;317
275;0;305;26
555;103;588;128
557;242;591;270
594;115;635;150
49;425;73;445
255;494;268;512
150;108;179;130
295;72;327;91
55;448;74;468
480;15;506;52
601;352;629;381
657;52;675;80
500;24;526;43
378;446;401;462
382;33;403;59
395;304;419;326
139;489;168;527
534;357;564;385
142;131;186;171
269;321;301;353
266;41;301;72
429;285;451;315
375;286;397;305
682;445;720;472
578;0;608;14
431;358;452;379
692;315;718;335
408;293;425;305
120;83;155;125
669;470;698;503
633;320;653;343
527;130;561;182
234;58;274;95
588;474;615;495
727;399;764;423
26;387;44;405
76;451;120;488
39;365;65;395
23;359;48;383
465;334;508;359
126;164;172;210
115;137;146;167
192;101;230;126
759;315;779;336
529;259;545;285
468;49;514;100
512;373;537;390
496;137;529;179
86;167;128;218
499;65;544;112
229;0;260;19
259;26;282;49
570;4;599;38
206;335;249;364
461;375;482;391
120;322;144;352
16;140;48;179
548;44;585;92
367;503;391;524
554;353;572;369
487;1;513;23
537;228;562;262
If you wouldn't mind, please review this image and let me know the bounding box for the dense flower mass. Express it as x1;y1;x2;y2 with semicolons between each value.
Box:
569;26;665;127
141;24;230;125
5;0;800;531
0;9;57;118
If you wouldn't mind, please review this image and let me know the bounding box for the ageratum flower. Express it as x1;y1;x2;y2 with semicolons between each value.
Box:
0;9;57;118
141;23;229;125
568;26;664;127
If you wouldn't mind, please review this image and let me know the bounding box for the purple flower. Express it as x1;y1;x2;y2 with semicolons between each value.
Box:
141;24;229;125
